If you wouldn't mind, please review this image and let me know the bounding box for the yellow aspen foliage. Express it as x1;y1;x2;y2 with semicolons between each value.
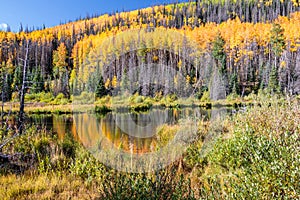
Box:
112;75;118;88
186;75;190;85
178;60;182;69
53;43;68;70
105;78;111;89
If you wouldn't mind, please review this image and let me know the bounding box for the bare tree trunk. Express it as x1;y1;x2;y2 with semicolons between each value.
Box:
18;40;29;135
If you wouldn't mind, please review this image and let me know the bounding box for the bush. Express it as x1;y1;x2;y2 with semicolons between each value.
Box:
207;131;300;199
99;167;195;200
51;93;69;105
200;91;211;102
95;105;112;113
24;92;54;103
40;92;54;103
195;101;300;199
72;91;94;104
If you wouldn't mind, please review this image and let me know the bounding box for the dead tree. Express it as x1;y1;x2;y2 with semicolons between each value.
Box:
0;40;29;151
17;41;29;135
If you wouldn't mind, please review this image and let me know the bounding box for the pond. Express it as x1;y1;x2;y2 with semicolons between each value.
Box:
28;108;227;150
27;107;230;172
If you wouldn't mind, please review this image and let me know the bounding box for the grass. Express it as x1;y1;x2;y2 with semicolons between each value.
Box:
0;173;99;200
184;96;300;198
2;90;266;115
0;94;299;199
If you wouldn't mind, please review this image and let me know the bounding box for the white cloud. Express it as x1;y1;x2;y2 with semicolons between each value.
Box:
0;23;8;31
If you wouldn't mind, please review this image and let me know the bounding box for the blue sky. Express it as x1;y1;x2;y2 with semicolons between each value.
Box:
0;0;188;32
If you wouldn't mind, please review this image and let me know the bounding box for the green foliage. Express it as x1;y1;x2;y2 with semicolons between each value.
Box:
51;93;69;105
95;105;112;113
194;101;300;198
212;32;226;74
99;167;195;200
194;86;209;100
95;75;107;98
229;72;239;95
94;95;111;105
156;124;178;148
69;146;106;181
134;95;144;104
270;23;286;57
31;66;44;93
72;91;94;104
1;96;299;199
208;131;300;198
34;138;51;159
25;92;54;103
200;91;211;102
268;66;280;94
60;136;77;159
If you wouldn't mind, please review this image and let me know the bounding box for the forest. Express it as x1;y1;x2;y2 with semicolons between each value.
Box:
0;0;300;102
0;0;300;199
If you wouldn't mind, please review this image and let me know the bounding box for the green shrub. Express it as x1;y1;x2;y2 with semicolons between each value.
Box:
134;95;144;103
95;105;112;113
195;101;300;199
40;92;54;103
200;91;211;102
72;91;95;104
24;92;54;103
34;138;51;159
166;94;178;102
51;93;70;105
207;131;300;199
99;167;195;200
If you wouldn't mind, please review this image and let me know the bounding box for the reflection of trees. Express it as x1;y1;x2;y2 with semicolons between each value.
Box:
52;115;74;139
210;108;227;122
73;114;101;148
50;108;206;155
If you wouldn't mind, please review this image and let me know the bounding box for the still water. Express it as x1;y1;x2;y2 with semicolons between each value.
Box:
28;107;228;155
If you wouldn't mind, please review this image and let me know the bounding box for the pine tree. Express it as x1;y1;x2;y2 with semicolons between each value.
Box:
270;23;285;58
211;32;228;96
269;23;285;93
229;72;239;95
268;65;279;93
212;32;226;74
32;66;44;93
95;75;107;98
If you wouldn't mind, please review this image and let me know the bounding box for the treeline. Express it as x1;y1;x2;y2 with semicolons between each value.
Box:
1;0;300;102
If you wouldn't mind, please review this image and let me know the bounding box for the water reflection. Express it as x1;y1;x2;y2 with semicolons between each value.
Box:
74;108;204;154
29;108;210;154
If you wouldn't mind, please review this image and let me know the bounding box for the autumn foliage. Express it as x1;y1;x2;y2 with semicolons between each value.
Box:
1;0;300;100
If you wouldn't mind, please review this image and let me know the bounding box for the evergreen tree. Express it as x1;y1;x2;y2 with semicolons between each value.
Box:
268;66;279;93
270;23;285;58
229;72;239;95
32;66;44;93
211;32;228;96
121;69;129;93
212;32;226;74
269;23;285;93
95;75;107;98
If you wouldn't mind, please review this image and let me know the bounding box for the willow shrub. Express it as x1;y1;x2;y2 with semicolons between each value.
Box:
202;100;300;199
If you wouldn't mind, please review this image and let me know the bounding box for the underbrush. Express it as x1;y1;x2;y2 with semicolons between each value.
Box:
184;98;300;199
0;97;299;199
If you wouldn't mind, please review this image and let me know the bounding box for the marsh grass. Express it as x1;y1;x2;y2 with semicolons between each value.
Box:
1;95;299;199
184;97;300;199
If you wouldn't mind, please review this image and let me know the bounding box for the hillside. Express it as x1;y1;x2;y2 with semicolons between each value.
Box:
1;0;300;101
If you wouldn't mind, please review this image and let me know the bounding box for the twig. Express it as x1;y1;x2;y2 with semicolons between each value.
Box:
0;133;19;150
